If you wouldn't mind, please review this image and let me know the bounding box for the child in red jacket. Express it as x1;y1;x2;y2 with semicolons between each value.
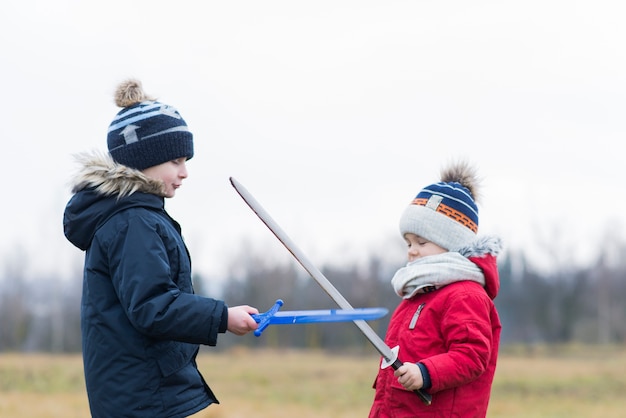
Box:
369;162;502;418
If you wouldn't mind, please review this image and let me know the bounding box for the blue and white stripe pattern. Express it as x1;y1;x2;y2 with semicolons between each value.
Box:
106;100;193;170
419;182;478;228
399;181;479;252
108;102;169;132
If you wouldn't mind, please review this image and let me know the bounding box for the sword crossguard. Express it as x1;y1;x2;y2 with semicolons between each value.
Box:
250;299;284;336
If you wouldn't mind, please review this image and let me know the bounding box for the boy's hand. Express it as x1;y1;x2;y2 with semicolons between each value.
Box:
227;305;259;335
395;362;424;391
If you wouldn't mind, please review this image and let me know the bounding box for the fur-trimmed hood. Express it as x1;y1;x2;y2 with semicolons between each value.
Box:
458;235;503;258
69;151;166;197
461;235;503;299
63;151;168;251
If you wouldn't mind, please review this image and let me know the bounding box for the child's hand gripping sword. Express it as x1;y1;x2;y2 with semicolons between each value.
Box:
230;177;432;406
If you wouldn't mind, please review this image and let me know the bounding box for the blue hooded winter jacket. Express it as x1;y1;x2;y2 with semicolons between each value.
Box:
63;152;227;418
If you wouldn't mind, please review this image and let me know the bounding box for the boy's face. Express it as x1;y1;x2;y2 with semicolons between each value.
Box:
142;157;189;198
404;233;447;262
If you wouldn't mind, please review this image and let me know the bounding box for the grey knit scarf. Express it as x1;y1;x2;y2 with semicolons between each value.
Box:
391;252;485;299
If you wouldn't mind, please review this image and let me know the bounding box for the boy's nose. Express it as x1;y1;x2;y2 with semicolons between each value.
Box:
180;164;188;178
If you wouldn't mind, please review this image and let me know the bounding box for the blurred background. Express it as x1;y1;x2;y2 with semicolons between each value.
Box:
1;0;625;352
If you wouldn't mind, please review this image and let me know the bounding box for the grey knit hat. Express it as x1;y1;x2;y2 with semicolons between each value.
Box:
106;79;193;170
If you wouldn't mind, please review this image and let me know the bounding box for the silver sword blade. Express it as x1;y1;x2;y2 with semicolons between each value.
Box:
231;177;433;405
230;177;396;363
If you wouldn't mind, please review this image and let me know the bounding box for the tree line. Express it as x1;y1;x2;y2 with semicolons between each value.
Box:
1;239;625;352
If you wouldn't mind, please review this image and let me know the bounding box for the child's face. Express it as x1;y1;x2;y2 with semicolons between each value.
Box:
142;157;189;198
404;233;447;262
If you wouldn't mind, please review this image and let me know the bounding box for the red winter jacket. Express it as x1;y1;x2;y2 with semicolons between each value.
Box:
369;254;501;418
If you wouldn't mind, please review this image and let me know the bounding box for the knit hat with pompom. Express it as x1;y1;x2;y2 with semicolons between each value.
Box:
399;161;481;252
106;79;193;170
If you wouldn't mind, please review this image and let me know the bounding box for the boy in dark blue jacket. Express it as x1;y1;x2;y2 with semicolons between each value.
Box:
64;79;259;418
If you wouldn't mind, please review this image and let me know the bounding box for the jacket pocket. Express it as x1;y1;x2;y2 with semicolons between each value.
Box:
153;341;198;377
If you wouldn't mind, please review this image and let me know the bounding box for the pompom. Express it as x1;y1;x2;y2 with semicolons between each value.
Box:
114;79;154;108
440;160;481;202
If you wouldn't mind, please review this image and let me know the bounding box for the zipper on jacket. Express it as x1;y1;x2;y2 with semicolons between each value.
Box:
409;303;425;329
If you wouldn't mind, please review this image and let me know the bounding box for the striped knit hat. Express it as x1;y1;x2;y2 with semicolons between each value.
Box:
399;162;480;252
107;79;193;170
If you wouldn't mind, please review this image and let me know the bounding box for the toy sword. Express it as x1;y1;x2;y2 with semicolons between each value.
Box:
251;299;388;337
230;177;432;405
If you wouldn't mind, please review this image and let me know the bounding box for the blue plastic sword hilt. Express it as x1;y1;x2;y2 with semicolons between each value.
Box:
251;299;284;336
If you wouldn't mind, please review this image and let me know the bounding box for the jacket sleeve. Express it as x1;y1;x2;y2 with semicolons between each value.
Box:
106;213;226;346
420;283;495;392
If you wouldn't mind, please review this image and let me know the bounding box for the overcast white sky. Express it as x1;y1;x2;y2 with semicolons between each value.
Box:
2;1;625;282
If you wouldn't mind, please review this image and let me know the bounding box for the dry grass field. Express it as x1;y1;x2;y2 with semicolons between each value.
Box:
1;345;625;417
